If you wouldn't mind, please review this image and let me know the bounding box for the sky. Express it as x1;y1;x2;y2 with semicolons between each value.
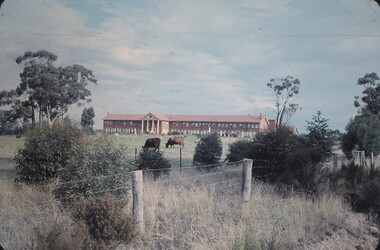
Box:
0;0;380;133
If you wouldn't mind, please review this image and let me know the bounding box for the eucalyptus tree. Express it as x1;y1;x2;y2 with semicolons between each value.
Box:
0;50;97;129
354;72;380;117
267;75;301;129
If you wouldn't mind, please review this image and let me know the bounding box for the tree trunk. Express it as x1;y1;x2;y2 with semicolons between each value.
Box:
31;106;36;127
46;104;53;130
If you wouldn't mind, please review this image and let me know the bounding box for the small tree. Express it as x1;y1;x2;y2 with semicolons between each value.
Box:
193;133;222;167
136;148;171;180
306;111;334;161
81;107;95;134
341;109;380;158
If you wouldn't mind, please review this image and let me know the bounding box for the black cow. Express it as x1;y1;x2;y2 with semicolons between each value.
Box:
142;137;161;151
166;136;185;148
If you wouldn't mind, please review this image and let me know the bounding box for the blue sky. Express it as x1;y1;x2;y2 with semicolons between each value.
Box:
1;0;380;132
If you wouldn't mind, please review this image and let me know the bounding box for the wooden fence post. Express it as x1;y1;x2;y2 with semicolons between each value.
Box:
241;158;253;202
132;170;144;235
180;147;182;172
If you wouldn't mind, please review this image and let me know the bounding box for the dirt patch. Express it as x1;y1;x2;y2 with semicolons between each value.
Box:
297;213;379;250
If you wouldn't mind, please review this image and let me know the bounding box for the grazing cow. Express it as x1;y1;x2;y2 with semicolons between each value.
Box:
166;136;185;148
142;137;161;151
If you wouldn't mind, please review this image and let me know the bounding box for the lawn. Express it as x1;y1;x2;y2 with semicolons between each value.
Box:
0;133;242;181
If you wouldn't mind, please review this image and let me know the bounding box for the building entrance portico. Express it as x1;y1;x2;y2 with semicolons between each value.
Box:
140;113;169;134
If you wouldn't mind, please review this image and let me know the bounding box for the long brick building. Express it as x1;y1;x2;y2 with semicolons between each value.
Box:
103;112;272;137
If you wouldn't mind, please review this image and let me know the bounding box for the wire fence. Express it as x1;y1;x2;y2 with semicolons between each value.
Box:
4;151;364;212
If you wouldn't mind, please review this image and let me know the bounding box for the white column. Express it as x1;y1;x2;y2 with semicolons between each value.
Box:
157;120;160;134
152;119;155;133
141;120;144;133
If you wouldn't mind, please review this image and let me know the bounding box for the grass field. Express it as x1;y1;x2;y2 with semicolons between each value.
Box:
108;133;241;167
0;133;241;181
0;135;25;180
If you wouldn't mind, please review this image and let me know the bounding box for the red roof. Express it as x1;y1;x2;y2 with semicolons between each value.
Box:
103;114;144;121
104;113;264;123
167;114;263;123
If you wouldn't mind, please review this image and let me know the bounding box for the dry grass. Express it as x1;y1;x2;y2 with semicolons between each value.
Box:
0;165;359;250
0;134;358;249
128;168;350;250
0;179;93;249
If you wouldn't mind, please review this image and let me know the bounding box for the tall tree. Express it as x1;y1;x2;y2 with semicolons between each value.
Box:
267;75;301;129
354;72;380;117
306;111;334;160
81;106;95;134
341;109;380;158
0;50;97;129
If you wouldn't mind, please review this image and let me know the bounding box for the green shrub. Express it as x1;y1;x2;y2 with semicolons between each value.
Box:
55;135;132;201
72;194;135;245
193;133;222;167
350;177;380;217
279;147;328;194
226;140;256;162
136;148;171;180
15;125;84;184
226;129;330;194
15;125;132;201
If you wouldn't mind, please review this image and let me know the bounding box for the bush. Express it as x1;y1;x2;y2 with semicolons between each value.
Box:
72;194;135;245
226;140;256;162
350;177;380;217
226;128;330;194
245;129;302;182
168;131;181;135
279;147;328;194
136;148;171;180
15;125;84;184
193;133;222;167
15;125;132;201
55;135;132;201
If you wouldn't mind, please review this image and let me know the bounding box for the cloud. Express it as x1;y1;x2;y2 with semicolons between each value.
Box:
1;0;379;132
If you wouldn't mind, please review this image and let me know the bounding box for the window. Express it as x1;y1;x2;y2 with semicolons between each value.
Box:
130;121;134;125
